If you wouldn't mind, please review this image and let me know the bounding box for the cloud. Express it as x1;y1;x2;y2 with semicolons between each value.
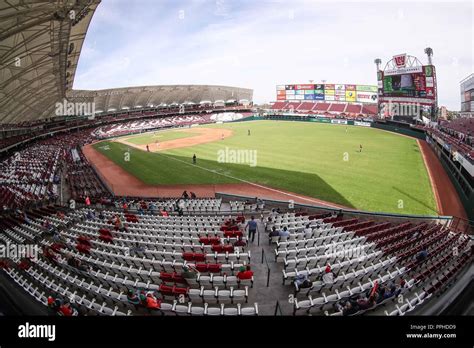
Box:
74;0;473;109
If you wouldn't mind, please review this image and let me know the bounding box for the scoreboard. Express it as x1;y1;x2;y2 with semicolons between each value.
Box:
379;65;436;103
276;84;378;103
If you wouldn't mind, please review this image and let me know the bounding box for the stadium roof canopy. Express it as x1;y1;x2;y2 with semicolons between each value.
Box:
68;85;254;113
0;1;253;125
0;0;101;124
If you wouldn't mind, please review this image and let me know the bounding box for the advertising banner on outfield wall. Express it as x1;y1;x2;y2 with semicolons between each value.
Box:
277;85;285;90
310;118;331;123
325;95;335;101
286;90;295;95
334;95;346;101
331;119;348;125
277;95;286;100
335;84;345;91
354;121;371;127
345;84;356;91
304;94;316;100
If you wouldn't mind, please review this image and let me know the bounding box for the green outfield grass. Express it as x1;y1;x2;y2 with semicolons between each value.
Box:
121;128;195;145
93;120;437;215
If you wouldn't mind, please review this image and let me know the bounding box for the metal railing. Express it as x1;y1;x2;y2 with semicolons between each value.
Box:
261;248;271;287
274;300;284;316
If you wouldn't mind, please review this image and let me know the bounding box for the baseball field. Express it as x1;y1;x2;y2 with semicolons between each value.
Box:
92;120;437;215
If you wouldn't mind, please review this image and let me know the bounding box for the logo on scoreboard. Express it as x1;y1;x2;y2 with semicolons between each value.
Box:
393;54;407;68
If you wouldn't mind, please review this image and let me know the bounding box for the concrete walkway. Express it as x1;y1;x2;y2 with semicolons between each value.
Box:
245;218;295;315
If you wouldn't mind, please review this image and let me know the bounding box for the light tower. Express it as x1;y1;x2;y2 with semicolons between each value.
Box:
424;47;433;65
374;58;382;118
374;58;382;71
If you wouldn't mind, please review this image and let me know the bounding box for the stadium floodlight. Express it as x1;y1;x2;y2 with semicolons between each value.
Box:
374;58;382;71
424;47;433;65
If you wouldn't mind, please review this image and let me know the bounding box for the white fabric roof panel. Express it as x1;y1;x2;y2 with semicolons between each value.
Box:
0;0;100;124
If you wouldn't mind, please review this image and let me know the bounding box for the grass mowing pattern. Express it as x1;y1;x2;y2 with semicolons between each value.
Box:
93;121;436;215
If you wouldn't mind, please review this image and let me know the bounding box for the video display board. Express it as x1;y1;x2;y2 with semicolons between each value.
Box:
276;84;377;103
378;65;436;103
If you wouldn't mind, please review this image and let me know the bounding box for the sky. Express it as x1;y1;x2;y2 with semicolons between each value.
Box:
74;0;473;109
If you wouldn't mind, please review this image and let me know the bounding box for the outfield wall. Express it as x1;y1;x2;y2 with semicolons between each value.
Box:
426;135;474;222
371;122;426;140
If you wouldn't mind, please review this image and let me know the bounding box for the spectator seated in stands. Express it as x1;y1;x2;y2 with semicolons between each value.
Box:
225;218;238;229
113;214;126;231
86;210;95;220
181;265;198;285
145;292;161;310
278;226;290;237
294;274;312;289
43;247;58;263
66;254;88;272
321;265;334;285
383;283;399;299
58;301;79;316
148;202;156;214
356;294;374;310
237;265;254;280
269;226;279;237
160;208;169;217
266;216;272;225
342;301;357;316
182;190;189;200
127;289;141;305
190;191;197;199
234;236;247;247
47;296;61;314
416;249;428;262
98;211;105;220
304;224;312;235
412;230;423;239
